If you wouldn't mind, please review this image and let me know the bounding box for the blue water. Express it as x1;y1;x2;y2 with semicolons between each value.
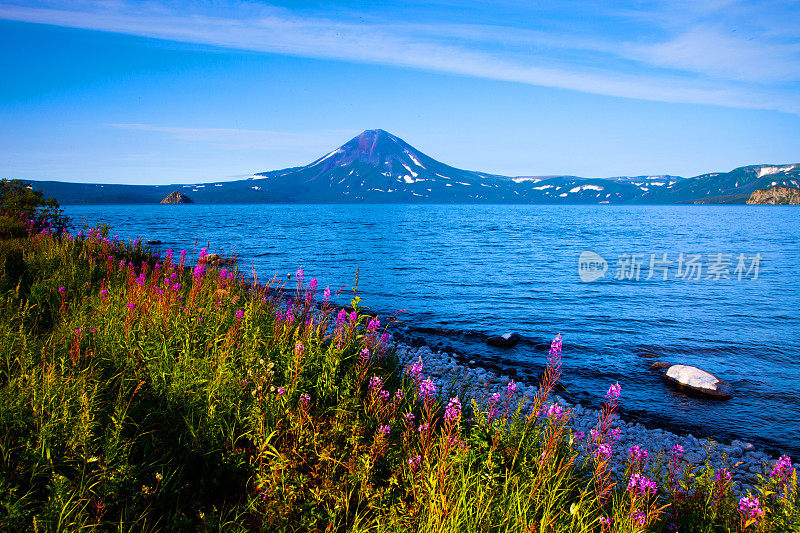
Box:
65;204;800;455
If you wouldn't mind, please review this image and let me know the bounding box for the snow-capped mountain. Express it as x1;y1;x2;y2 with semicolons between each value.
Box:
21;129;800;204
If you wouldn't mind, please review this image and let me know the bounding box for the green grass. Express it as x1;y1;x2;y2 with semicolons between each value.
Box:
0;228;797;532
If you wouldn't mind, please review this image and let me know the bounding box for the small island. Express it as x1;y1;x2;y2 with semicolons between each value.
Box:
160;190;194;204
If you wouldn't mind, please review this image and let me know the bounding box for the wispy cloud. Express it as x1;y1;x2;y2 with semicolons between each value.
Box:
1;0;798;114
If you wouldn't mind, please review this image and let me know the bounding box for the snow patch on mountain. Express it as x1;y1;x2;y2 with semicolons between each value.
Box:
757;164;797;178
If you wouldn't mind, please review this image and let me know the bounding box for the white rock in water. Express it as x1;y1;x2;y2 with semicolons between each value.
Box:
663;364;733;399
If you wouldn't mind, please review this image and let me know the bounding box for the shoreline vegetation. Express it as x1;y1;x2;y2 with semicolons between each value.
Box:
0;184;797;531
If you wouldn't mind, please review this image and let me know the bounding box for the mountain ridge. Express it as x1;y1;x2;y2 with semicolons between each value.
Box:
14;129;800;205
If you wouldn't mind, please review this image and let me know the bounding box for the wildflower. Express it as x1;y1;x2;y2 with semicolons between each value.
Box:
403;412;415;424
100;289;108;296
74;329;82;334
408;455;422;471
299;393;311;410
627;473;658;495
738;495;764;524
379;390;390;402
609;427;622;441
323;287;331;301
367;316;380;332
193;265;206;279
336;309;347;326
359;348;370;365
599;516;611;528
549;333;563;356
377;425;391;437
58;286;66;293
199;248;207;260
672;444;684;458
276;387;286;396
419;378;436;400
546;404;563;419
630;511;646;526
595;443;612;460
409;358;423;380
295;268;304;283
506;380;517;396
444;396;462;423
235;310;244;319
294;343;305;356
628;445;649;463
574;431;586;441
417;423;430;433
309;278;317;292
127;303;135;310
381;332;390;345
394;389;403;402
715;469;732;483
770;455;795;485
606;382;621;400
368;376;383;391
219;268;228;279
349;310;357;323
590;428;600;440
136;273;146;287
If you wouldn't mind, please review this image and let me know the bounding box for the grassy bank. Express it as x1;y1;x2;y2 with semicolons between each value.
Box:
0;228;797;532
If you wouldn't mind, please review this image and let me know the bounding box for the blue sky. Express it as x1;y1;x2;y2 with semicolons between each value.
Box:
1;0;799;184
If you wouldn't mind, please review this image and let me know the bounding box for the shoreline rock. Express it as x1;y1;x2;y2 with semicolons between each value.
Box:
661;364;733;400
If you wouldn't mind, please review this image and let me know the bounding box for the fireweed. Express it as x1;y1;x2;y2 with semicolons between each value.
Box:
0;228;797;531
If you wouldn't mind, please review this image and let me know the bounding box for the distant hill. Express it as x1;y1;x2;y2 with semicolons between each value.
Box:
18;130;800;205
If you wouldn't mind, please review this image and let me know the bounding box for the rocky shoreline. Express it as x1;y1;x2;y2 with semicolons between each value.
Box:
390;336;799;497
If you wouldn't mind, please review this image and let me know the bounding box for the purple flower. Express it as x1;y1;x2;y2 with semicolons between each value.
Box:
58;286;66;293
336;309;347;327
379;390;390;402
546;404;563;419
377;424;391;437
444;396;462;423
627;473;658;495
403;412;415;424
770;455;795;485
74;329;82;334
609;428;622;442
323;287;331;301
294;343;305;356
367;316;380;332
172;283;181;291
417;423;430;433
219;268;228;279
419;378;437;400
179;250;187;263
295;268;304;283
490;392;501;404
100;289;108;296
599;516;611;527
127;303;135;310
630;511;646;526
349;310;357;323
381;332;390;345
359;348;370;365
409;358;423;380
276;387;286;396
394;389;403;402
715;469;732;484
574;431;586;441
549;334;562;357
672;444;684;458
506;380;517;396
595;443;612;460
299;393;311;410
408;455;422;470
606;382;621;400
628;445;649;463
235;310;244;319
738;495;764;523
193;264;206;279
309;278;317;292
368;376;383;391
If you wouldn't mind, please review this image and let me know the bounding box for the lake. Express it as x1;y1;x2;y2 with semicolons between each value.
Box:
64;204;800;455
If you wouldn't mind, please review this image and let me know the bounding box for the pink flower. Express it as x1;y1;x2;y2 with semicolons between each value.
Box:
595;443;612;460
309;278;317;292
235;310;244;319
377;424;391;437
323;287;331;301
295;268;304;283
606;382;621;400
444;396;462;423
738;496;764;524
